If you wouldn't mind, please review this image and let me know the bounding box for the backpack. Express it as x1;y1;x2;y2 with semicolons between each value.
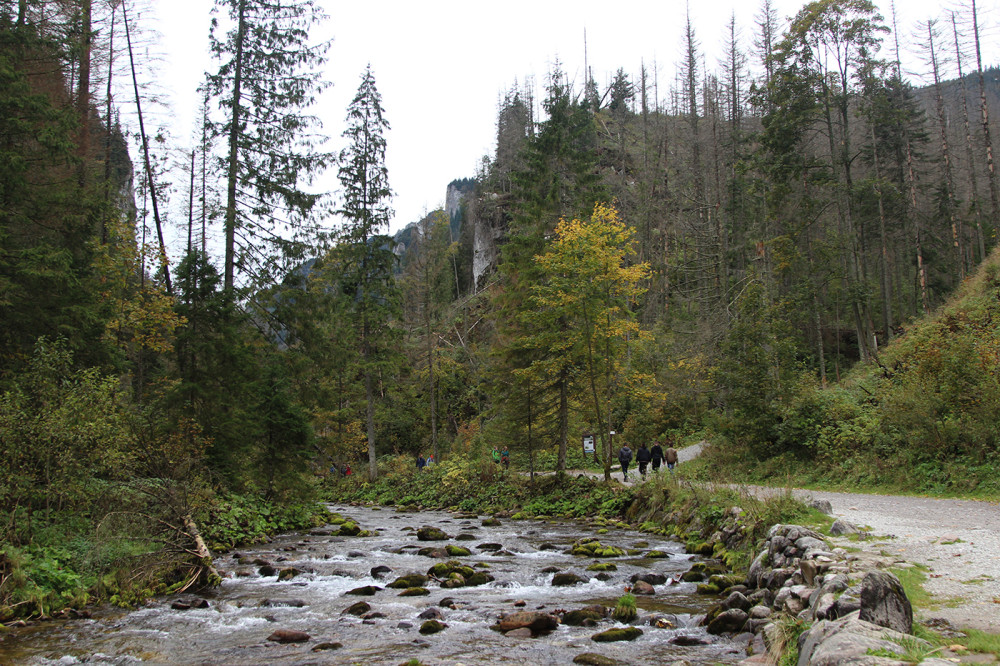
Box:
619;447;632;464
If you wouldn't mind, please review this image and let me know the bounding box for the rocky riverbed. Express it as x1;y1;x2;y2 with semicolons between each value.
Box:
0;505;754;665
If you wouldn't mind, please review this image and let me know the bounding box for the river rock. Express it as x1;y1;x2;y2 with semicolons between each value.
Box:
477;542;503;551
388;573;430;588
417;526;449;541
859;570;912;634
631;580;656;595
562;609;604;626
346;585;381;596
370;565;393;579
630;572;667;586
482;517;502;527
491;611;560;636
706;608;747;635
418;608;444;620
417;547;449;558
399;587;429;596
259;598;306;608
540;566;561;574
465;571;495;586
505;627;534;638
455;533;477;541
266;629;310;643
669;634;710;646
552;573;587;586
337;521;362;536
257;564;277;577
312;642;342;651
591;627;643;642
446;544;471;556
342;601;371;616
720;591;752;612
419;619;448;634
277;567;301;581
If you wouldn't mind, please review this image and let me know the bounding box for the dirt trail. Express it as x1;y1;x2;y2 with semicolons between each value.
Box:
570;440;1000;633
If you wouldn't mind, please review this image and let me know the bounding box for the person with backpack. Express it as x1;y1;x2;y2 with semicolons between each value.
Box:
416;454;426;470
636;442;652;479
618;443;633;482
650;440;664;473
500;446;510;470
492;447;501;465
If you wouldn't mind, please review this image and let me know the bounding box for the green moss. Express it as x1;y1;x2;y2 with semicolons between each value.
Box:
586;562;618;572
591;627;642;642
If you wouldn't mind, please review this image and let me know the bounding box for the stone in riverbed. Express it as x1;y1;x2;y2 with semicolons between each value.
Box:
311;642;342;651
346;585;381;596
505;627;534;638
552;573;587;586
562;609;605;626
706;608;748;635
417;547;449;558
370;565;393;579
477;542;503;551
465;571;495;586
266;629;310;643
455;533;477;541
417;526;450;541
277;567;301;581
631;572;667;586
631;580;656;595
342;601;371;616
388;574;430;589
418;608;444;620
482;517;502;527
446;544;471;557
257;565;277;577
399;587;429;596
591;627;643;642
491;611;560;636
669;635;710;646
419;619;448;634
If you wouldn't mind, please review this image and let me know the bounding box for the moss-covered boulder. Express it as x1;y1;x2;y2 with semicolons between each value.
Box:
645;550;671;558
570;539;626;558
562;609;605;626
586;562;617;572
446;544;471;557
417;526;449;541
573;653;624;666
345;585;381;596
681;570;705;583
591;627;643;642
342;601;371;616
337;521;362;536
465;571;495;586
482;517;502;527
277;567;302;581
399;587;430;597
387;574;429;589
427;560;475;579
419;619;448;634
417;547;449;558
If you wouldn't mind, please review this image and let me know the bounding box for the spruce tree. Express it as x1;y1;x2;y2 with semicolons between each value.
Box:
336;65;400;481
207;0;332;295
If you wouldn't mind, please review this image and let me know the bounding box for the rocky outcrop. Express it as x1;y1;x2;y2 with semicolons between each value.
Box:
795;613;930;666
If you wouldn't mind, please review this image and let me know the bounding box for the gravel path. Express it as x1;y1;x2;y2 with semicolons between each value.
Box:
571;440;1000;633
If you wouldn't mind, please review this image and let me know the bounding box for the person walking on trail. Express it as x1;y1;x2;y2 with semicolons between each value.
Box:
665;443;678;473
636;442;652;479
618;443;633;481
492;447;501;465
500;446;510;470
416;454;426;470
650;441;664;473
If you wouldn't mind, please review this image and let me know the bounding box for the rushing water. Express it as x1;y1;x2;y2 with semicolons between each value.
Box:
0;505;750;665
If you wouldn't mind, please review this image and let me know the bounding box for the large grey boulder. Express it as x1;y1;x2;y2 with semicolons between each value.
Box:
859;571;912;634
797;613;927;666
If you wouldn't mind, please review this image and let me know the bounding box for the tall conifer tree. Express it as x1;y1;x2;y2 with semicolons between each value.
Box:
207;0;331;295
337;65;400;481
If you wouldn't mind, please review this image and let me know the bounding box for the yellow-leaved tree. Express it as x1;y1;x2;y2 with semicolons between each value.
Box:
530;203;651;481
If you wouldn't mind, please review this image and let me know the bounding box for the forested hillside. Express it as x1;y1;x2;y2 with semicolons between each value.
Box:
1;0;998;622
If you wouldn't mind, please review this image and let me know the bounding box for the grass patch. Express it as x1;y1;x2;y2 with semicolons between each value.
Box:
867;634;942;663
889;565;934;609
962;628;1000;657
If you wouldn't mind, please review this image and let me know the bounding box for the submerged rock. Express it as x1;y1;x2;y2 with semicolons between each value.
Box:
342;601;371;616
562;609;605;626
573;653;624;666
311;642;342;651
388;574;430;589
346;585;381;596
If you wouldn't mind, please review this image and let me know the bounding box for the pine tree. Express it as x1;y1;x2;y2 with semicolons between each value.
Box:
207;0;332;295
337;66;401;481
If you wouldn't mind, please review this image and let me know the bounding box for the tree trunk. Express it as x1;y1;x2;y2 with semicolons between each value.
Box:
972;0;1000;225
952;12;986;263
75;0;92;186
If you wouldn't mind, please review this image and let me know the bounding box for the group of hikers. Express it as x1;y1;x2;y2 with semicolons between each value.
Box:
617;439;678;482
415;454;435;469
492;446;510;469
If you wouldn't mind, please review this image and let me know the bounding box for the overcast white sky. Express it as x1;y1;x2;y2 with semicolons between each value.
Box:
145;0;999;239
